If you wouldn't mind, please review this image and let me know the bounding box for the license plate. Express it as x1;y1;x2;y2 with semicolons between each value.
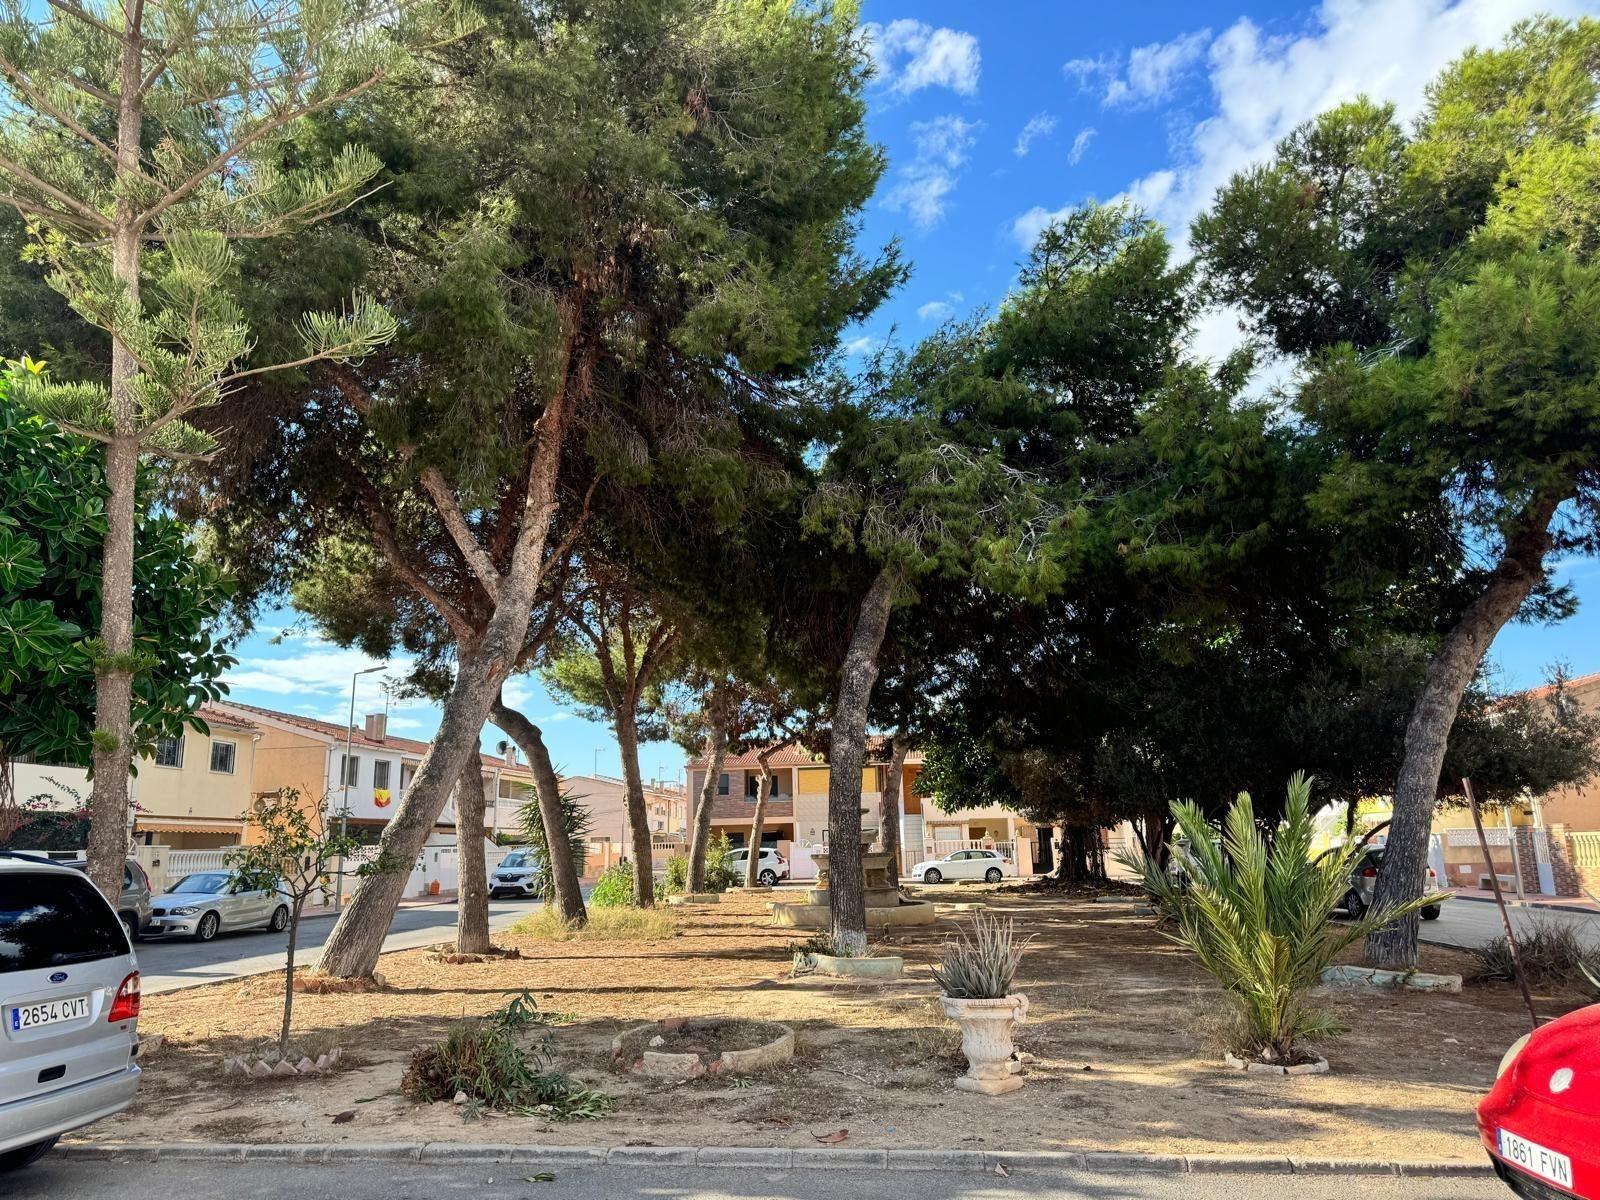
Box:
10;995;91;1031
1498;1127;1574;1190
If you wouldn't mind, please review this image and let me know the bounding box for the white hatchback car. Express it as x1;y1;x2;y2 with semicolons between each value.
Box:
726;847;789;885
0;853;142;1173
909;848;1017;885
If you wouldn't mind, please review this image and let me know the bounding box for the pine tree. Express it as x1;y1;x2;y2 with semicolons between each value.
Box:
0;0;468;895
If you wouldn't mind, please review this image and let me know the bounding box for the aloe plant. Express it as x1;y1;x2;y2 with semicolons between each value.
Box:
1129;773;1445;1063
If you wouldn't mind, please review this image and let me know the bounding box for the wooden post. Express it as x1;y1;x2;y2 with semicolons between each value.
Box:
1466;778;1538;1030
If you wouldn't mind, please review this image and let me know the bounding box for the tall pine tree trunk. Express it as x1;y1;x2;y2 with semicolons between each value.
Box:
1366;491;1561;968
827;566;897;956
454;757;491;954
86;37;149;902
688;721;728;893
745;749;777;888
491;696;586;923
615;705;656;907
317;391;571;980
879;735;907;888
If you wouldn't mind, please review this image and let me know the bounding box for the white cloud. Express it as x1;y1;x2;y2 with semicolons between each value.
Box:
916;291;964;322
222;643;406;708
885;115;982;232
1009;170;1175;250
1014;112;1056;157
1067;127;1097;166
1104;29;1211;108
866;19;980;97
1063;53;1117;92
842;334;875;357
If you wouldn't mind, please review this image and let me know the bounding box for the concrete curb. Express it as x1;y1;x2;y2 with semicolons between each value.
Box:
1449;893;1599;916
55;1141;1495;1177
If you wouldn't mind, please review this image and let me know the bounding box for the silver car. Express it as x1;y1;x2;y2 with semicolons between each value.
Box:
0;852;141;1173
1341;847;1444;922
148;871;289;941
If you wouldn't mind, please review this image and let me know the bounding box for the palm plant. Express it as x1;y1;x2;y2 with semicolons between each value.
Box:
1128;773;1444;1064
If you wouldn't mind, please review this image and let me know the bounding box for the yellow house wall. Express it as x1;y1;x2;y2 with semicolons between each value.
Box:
137;723;258;824
242;727;333;842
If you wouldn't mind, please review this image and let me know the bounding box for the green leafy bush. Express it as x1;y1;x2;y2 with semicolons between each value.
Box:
663;854;689;894
400;990;613;1119
661;834;739;895
588;861;647;908
1130;773;1445;1064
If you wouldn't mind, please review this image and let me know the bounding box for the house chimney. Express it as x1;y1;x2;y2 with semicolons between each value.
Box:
364;712;387;740
504;744;519;768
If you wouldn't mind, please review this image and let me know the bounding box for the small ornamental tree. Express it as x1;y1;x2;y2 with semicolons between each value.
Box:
227;789;360;1060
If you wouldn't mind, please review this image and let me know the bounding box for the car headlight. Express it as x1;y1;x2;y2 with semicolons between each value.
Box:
170;906;200;916
1498;1033;1532;1078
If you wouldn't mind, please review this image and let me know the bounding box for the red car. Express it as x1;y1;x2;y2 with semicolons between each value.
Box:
1479;1003;1600;1199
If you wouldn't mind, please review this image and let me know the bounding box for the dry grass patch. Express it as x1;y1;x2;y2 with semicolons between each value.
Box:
510;905;676;941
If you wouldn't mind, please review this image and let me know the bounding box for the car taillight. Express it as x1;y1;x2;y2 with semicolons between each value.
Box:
108;972;140;1023
1427;868;1436;878
1002;858;1011;864
1361;867;1377;878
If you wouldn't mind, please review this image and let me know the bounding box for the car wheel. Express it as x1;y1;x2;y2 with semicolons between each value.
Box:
120;912;138;946
0;1137;58;1174
759;869;777;886
985;868;1003;883
924;868;942;885
489;889;503;899
1421;905;1442;921
1343;890;1367;921
195;911;221;942
269;905;289;932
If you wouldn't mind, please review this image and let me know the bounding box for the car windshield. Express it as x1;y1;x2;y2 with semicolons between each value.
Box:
499;851;534;868
171;872;230;894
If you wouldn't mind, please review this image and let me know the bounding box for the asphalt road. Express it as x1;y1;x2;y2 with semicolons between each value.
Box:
5;1161;1513;1200
1420;896;1600;953
135;898;542;994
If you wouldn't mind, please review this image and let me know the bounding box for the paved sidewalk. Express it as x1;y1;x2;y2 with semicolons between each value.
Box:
1448;886;1599;914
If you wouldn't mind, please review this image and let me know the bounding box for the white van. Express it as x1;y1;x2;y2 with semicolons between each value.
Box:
0;853;142;1172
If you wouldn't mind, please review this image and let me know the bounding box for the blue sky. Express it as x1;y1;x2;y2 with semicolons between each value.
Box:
218;0;1600;781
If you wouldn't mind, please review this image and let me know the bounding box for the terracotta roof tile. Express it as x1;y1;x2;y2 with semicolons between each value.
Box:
687;737;922;772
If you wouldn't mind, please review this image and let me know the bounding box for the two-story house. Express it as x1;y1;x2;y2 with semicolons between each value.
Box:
134;706;262;847
686;739;1039;879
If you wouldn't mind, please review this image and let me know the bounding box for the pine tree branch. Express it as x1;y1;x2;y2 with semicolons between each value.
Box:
0;189;102;230
419;465;502;603
43;0;124;42
0;54;120;163
137;73;387;228
0;151;111;227
364;488;474;643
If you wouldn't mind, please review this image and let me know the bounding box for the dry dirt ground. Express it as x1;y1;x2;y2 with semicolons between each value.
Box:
85;888;1589;1159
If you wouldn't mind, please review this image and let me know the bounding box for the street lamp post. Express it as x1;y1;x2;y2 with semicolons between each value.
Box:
333;664;387;910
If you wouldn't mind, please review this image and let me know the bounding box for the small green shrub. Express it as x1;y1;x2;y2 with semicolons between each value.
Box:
663;854;689;895
400;990;613;1120
932;912;1026;999
662;834;739;894
588;861;648;908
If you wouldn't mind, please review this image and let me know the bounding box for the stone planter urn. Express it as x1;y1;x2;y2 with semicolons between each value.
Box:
940;993;1028;1095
